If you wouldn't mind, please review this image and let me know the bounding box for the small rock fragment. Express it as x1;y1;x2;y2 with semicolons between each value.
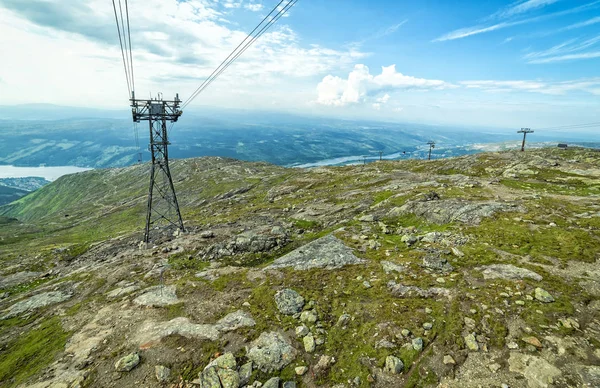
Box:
295;325;309;337
464;333;479;351
534;288;555;303
384;355;404;375
155;365;170;382
115;353;140;372
275;289;305;315
303;334;316;353
239;362;253;386
300;310;318;324
443;355;456;365
521;336;542;349
422;322;433;330
412;337;424;351
295;366;308;375
263;377;281;388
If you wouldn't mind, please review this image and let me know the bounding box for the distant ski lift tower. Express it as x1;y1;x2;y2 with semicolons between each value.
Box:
427;141;435;160
518;128;534;152
131;92;184;243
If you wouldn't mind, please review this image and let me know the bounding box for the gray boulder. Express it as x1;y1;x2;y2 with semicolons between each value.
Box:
384;355;404;374
133;285;179;307
477;264;543;281
1;291;72;319
274;289;305;315
265;235;365;271
247;332;297;372
263;377;281;388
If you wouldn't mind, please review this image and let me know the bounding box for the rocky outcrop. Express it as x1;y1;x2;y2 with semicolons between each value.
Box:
1;291;72;319
476;264;543;281
246;331;297;372
266;234;365;271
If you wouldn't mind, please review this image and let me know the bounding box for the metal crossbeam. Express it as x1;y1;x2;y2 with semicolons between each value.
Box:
131;92;184;243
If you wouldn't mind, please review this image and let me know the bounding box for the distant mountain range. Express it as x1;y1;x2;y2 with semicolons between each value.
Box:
0;104;598;169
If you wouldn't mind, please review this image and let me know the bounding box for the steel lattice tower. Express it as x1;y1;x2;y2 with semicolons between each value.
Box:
131;92;184;243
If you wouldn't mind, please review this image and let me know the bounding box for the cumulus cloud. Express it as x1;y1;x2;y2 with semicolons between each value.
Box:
460;78;600;95
316;64;454;107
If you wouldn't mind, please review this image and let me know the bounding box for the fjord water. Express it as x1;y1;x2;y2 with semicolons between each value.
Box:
0;165;92;181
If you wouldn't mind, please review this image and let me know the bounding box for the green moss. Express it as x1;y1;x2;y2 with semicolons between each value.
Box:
0;317;70;388
293;219;320;230
168;252;210;271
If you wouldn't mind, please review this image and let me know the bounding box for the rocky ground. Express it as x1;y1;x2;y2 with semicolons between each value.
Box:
0;148;599;388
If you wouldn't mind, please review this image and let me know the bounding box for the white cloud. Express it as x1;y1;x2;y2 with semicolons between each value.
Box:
316;65;454;107
0;0;366;108
496;0;559;18
434;1;600;42
460;78;600;95
244;2;263;12
524;35;600;63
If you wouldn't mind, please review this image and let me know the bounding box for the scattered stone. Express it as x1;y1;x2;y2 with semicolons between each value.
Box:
387;281;451;299
247;332;297;372
206;352;237;370
507;341;519;350
451;247;465;257
133;285;179;307
393;199;523;225
368;240;381;250
515;300;525;306
115;353;140;372
198;366;222;388
1;291;72;319
436;277;445;284
508;353;561;387
337;313;351;327
266;235;365;271
218;368;240;388
296;325;309;337
534;288;555;303
423;322;433;330
464;333;479;351
558;317;579;329
381;261;405;274
401;234;418;246
362;281;372;289
422;254;454;273
282;382;296;388
275;289;305;315
488;363;501;373
375;339;396;349
443;355;456;365
295;366;308;376
303;334;316;353
263;377;280;388
201;230;215;238
358;214;376;222
401;329;411;337
314;355;335;376
521;336;543;349
300;310;318;324
384;355;404;375
239;362;253;386
477;264;543;281
464;317;476;330
215;310;257;332
412;337;424;351
155;365;170;383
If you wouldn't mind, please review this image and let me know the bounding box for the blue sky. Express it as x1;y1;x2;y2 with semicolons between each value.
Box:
0;0;599;130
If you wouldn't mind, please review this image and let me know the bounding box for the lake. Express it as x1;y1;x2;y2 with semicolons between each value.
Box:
0;165;92;181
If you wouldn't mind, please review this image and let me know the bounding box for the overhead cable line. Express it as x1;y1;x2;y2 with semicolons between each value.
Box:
534;122;600;131
181;0;298;110
124;0;135;93
111;0;131;96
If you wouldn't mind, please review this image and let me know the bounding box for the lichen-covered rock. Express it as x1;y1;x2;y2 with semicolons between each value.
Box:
198;366;222;388
155;365;170;382
217;368;240;388
303;333;316;353
508;353;562;387
263;377;281;388
422;254;454;273
387;281;451;299
464;333;479;351
1;291;72;319
115;353;140;372
238;362;253;386
384;355;404;374
274;289;305;315
300;310;318;323
477;264;543;281
133;285;179;307
247;332;297;372
266;235;365;271
206;352;237;370
535;288;555;303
